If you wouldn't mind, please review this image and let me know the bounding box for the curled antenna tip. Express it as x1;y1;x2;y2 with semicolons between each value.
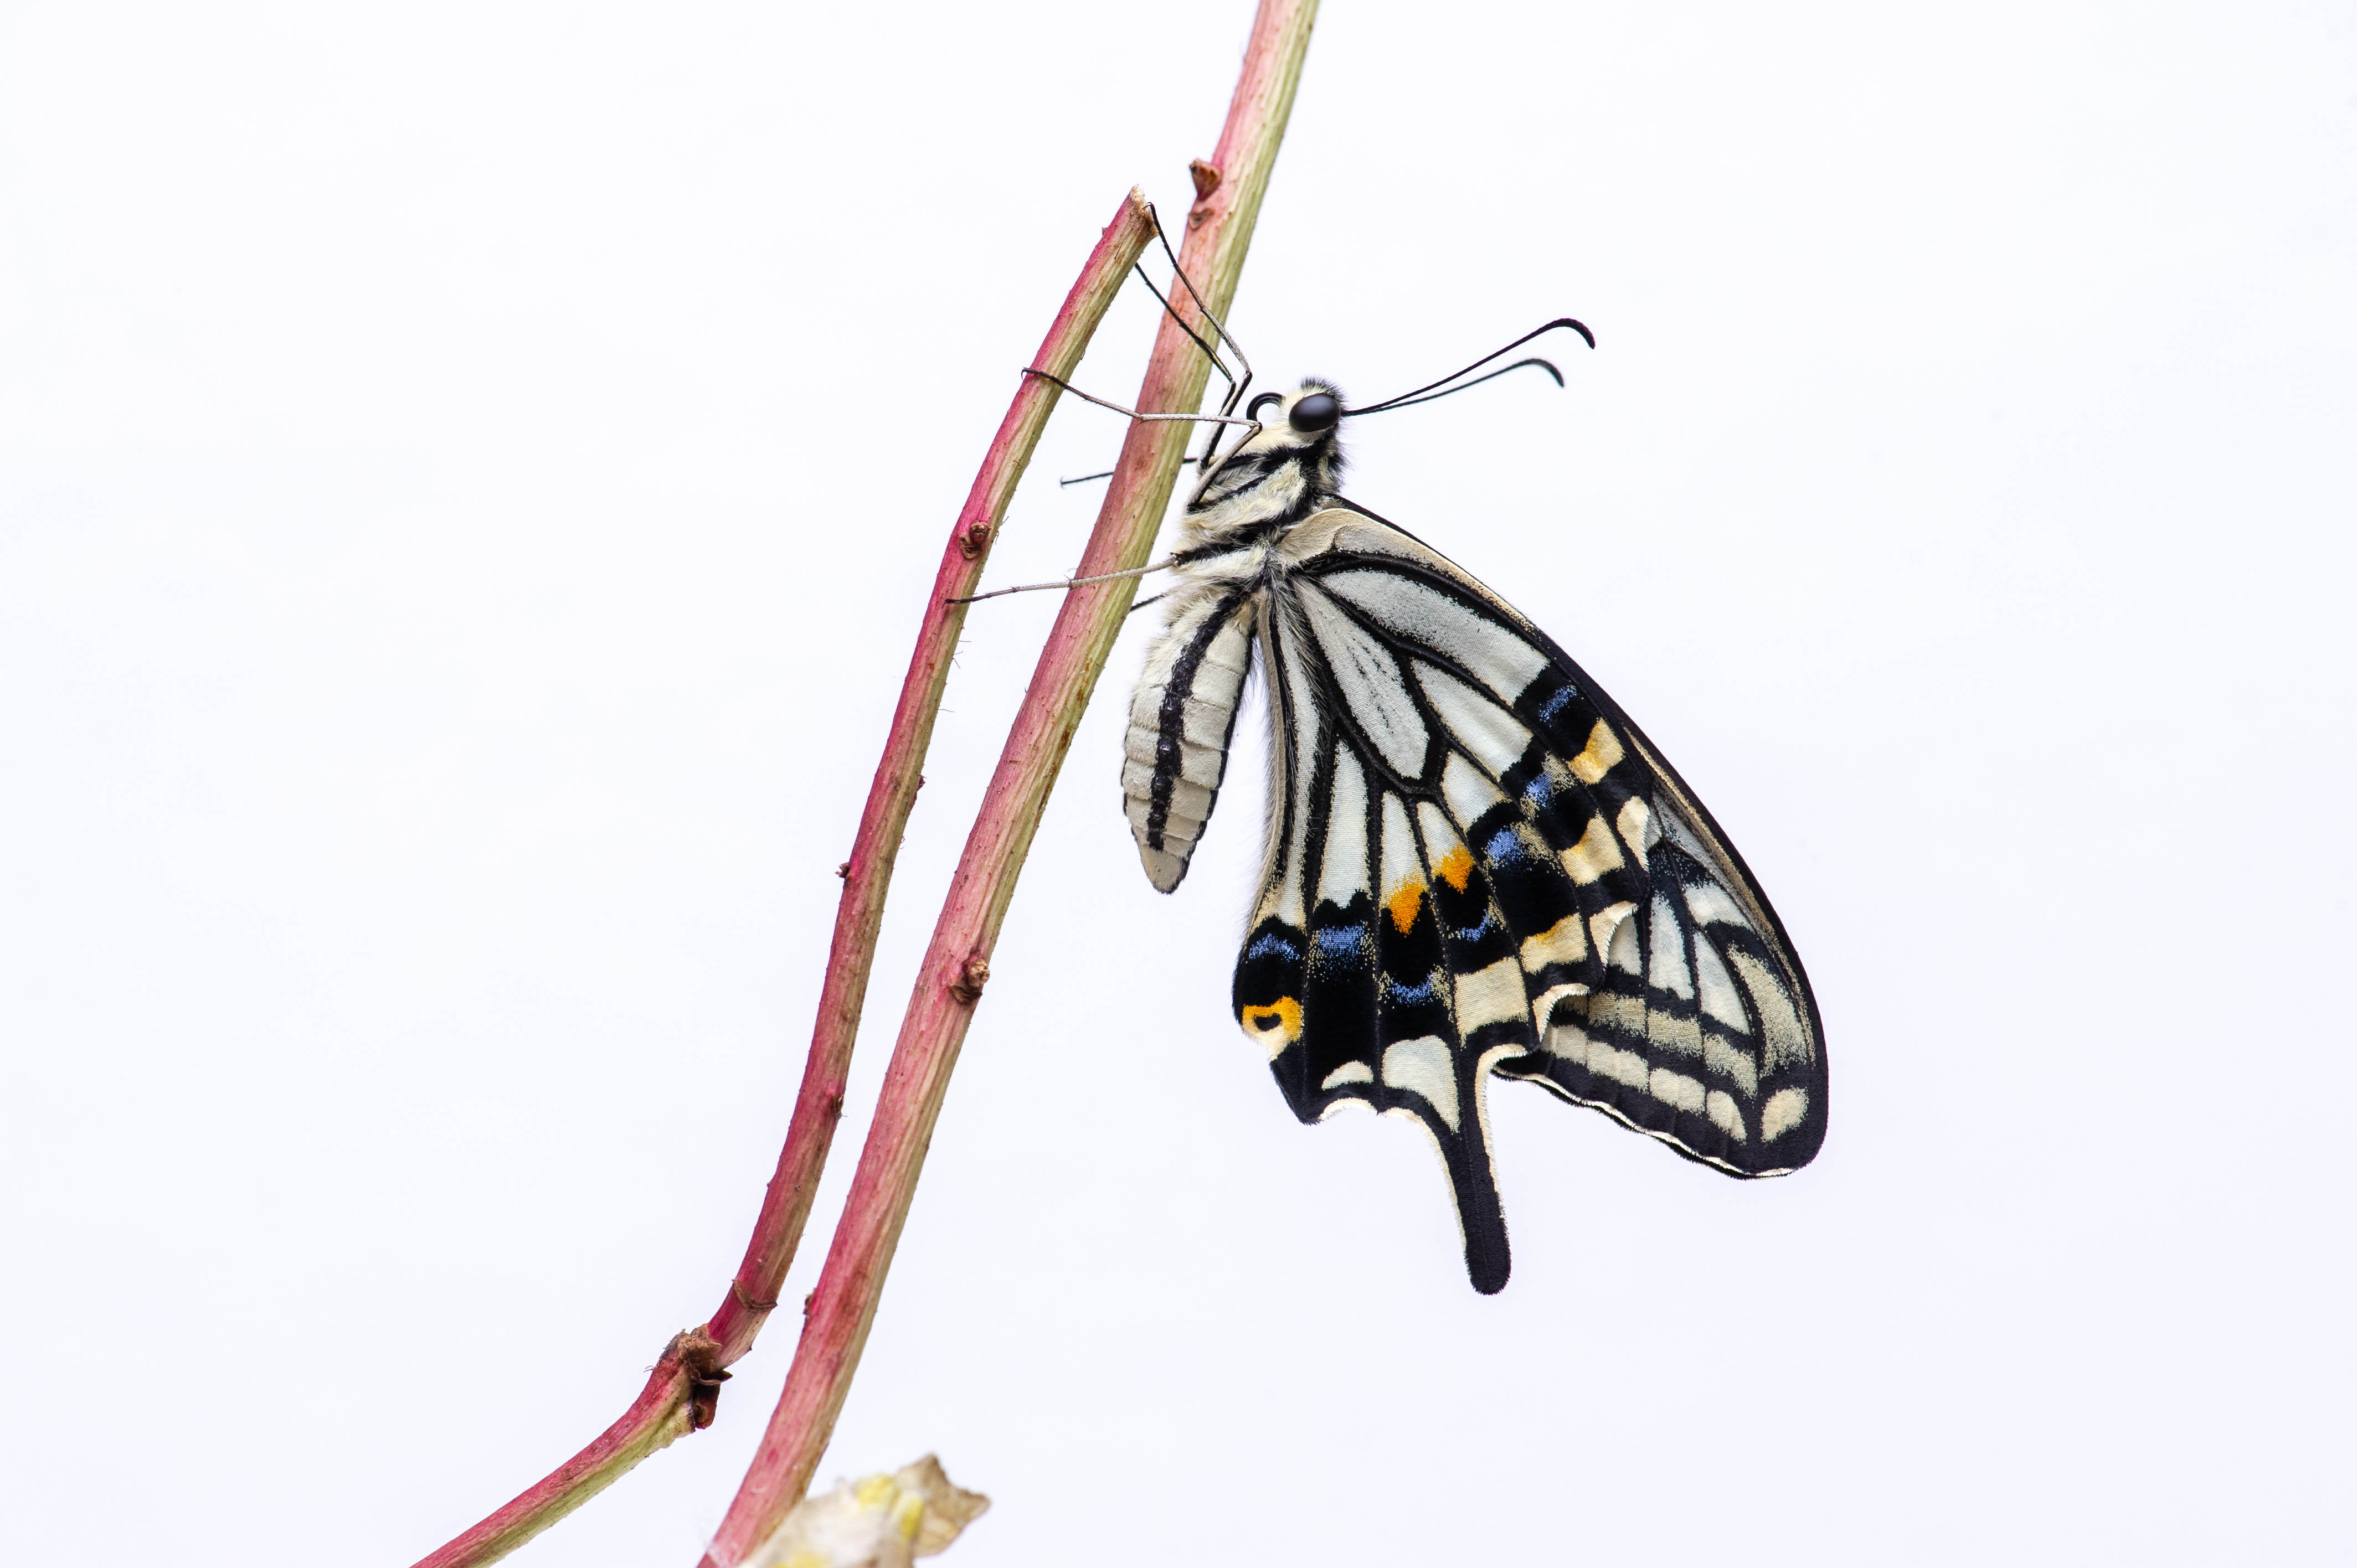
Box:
1348;355;1571;417
1349;318;1597;417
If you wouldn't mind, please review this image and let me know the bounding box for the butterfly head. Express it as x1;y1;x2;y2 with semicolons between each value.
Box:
1243;379;1345;452
1185;379;1349;534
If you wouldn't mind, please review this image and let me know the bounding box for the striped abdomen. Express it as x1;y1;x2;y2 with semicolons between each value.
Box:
1123;585;1257;893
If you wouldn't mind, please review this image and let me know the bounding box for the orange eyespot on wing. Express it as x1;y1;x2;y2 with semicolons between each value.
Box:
1239;995;1303;1048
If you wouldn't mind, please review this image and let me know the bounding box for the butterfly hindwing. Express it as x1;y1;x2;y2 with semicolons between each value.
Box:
1231;506;1825;1290
1232;612;1520;1290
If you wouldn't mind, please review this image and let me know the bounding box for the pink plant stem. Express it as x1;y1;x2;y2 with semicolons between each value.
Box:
408;190;1157;1568
699;187;1155;1371
696;4;1321;1563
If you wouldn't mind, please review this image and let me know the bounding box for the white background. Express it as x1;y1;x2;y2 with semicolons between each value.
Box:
3;2;2351;1564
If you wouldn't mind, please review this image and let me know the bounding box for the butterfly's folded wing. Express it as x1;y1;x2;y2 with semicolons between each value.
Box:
1232;507;1826;1292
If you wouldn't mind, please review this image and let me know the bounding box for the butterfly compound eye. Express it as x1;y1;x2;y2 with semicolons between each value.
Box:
1288;392;1341;433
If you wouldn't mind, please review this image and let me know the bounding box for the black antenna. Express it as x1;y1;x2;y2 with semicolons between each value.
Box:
1345;357;1564;416
1350;318;1593;416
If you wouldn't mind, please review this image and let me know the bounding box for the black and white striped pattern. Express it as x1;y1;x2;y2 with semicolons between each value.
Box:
1121;382;1825;1293
1123;587;1254;893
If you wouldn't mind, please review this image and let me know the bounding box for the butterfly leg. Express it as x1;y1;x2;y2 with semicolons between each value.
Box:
944;556;1179;606
1019;368;1263;432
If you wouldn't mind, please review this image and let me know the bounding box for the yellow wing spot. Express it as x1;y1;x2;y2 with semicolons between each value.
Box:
1385;878;1425;935
1569;719;1624;785
1239;996;1303;1045
1519;912;1588;971
1436;845;1475;892
1561;812;1625;884
1616;795;1656;868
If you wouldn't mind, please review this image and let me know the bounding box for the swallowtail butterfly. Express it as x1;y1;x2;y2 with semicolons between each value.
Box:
1119;328;1826;1294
